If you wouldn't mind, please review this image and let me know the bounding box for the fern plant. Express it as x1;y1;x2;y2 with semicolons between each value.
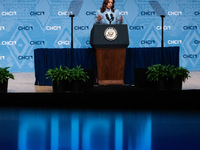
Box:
146;64;173;82
67;65;89;82
172;66;190;82
0;67;14;84
146;64;190;82
46;65;70;85
46;65;89;84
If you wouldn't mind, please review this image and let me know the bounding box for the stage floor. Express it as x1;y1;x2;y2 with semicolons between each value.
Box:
7;71;200;93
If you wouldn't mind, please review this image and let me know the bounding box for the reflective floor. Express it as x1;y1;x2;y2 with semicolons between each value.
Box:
0;109;200;150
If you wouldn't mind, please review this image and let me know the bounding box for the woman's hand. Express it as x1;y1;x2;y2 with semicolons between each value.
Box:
97;14;104;21
119;14;123;22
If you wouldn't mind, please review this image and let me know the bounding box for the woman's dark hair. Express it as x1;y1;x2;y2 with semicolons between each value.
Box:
100;0;115;13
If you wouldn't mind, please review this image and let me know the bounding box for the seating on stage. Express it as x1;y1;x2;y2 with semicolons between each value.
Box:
34;47;179;86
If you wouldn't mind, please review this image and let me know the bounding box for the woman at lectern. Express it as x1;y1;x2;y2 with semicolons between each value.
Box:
95;0;123;24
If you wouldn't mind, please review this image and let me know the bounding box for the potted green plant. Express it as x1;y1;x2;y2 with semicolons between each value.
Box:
0;67;14;93
146;64;190;90
67;65;89;93
46;65;70;93
169;66;190;90
146;64;172;90
46;65;89;93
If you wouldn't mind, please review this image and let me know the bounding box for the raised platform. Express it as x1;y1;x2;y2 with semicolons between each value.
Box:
8;71;200;93
3;72;200;110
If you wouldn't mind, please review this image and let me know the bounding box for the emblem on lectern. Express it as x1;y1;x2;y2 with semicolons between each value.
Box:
104;27;118;41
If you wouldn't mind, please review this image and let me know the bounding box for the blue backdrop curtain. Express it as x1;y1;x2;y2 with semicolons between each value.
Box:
124;47;179;84
34;47;179;86
34;48;97;85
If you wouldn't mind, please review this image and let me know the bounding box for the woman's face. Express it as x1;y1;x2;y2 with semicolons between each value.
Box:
106;0;113;9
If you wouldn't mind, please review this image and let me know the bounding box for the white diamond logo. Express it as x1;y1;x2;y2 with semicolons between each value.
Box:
7;29;32;69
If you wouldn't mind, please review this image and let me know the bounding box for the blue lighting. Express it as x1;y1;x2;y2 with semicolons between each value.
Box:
115;115;123;150
71;114;79;150
51;114;59;150
15;110;152;150
82;118;110;150
18;113;47;150
2;109;200;150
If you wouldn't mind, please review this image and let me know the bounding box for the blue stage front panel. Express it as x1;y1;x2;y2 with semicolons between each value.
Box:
16;110;151;150
1;110;200;150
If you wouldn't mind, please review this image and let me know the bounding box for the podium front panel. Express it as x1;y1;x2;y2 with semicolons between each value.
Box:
90;24;129;48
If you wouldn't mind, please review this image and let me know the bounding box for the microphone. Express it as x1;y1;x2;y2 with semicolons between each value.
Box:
105;14;109;20
110;14;114;21
105;14;111;24
105;13;114;24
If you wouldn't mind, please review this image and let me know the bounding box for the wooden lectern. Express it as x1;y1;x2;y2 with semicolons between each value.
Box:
90;24;129;85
